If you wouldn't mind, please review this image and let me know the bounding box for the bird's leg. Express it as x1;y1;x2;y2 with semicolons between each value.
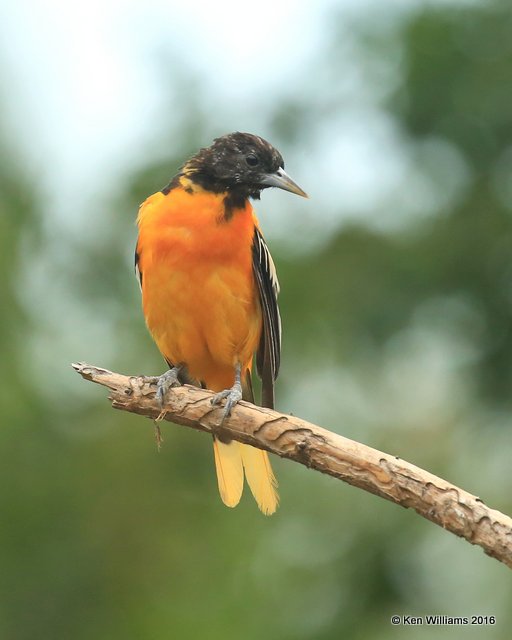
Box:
211;363;243;423
151;366;182;408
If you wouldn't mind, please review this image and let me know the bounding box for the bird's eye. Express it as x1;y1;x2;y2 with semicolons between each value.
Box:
245;154;259;167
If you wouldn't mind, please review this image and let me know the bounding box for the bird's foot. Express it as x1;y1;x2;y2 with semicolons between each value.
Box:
151;367;181;409
211;379;243;424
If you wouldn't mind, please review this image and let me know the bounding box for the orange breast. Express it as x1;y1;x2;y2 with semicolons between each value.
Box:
136;187;262;391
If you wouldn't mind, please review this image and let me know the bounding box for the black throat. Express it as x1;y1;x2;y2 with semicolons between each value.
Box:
223;186;260;221
161;171;259;221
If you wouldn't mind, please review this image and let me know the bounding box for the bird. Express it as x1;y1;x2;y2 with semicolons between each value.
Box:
135;132;307;514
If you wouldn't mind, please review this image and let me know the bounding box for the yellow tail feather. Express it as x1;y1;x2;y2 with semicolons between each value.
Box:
240;444;279;516
213;438;244;508
213;439;279;514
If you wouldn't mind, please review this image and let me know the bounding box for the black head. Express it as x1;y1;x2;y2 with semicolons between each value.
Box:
181;132;307;201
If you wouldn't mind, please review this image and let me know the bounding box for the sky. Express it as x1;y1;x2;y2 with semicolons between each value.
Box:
2;0;467;245
2;1;326;221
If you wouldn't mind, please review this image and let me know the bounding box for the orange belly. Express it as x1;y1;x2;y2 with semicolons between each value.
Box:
136;187;262;391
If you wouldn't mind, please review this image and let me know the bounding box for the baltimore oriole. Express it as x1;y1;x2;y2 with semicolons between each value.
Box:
135;132;307;514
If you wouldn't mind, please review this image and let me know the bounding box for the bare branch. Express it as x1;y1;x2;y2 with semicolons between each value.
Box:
72;362;512;569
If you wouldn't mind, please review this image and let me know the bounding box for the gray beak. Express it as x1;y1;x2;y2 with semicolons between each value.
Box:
261;167;308;198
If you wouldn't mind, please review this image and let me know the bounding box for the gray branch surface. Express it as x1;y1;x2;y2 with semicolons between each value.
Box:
72;362;512;569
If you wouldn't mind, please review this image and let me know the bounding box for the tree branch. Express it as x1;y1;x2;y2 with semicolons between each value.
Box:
72;362;512;569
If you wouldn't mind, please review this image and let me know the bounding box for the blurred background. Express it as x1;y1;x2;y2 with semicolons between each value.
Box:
2;0;512;638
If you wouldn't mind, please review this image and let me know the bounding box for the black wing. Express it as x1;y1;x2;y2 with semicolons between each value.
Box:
134;246;143;291
252;227;281;409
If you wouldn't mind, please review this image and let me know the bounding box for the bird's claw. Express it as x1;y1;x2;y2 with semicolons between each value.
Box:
211;383;242;424
154;367;181;408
